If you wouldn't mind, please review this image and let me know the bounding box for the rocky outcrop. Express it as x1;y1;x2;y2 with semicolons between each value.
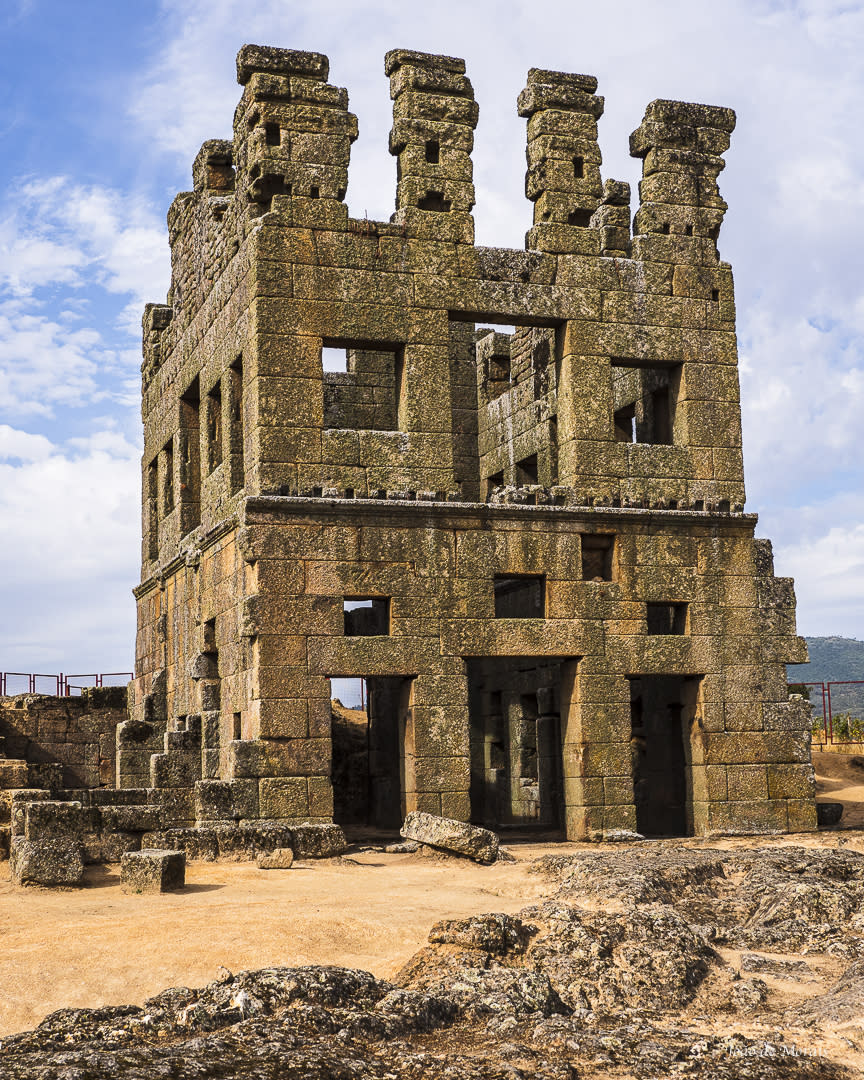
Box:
1;842;861;1077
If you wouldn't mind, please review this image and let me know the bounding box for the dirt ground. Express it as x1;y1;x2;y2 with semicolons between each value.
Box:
0;750;862;1042
814;750;864;827
0;842;559;1037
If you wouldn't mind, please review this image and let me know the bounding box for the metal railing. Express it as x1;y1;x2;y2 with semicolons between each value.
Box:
789;680;864;744
0;671;133;697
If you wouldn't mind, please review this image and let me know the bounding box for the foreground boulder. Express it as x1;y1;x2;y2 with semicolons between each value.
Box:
121;849;185;894
401;811;498;864
10;837;84;886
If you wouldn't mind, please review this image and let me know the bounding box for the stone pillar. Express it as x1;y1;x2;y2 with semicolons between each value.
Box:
518;68;605;254
233;44;358;224
629;98;736;260
386;49;478;245
560;662;636;840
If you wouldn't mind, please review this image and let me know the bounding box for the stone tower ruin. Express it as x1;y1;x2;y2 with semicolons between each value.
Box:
130;44;816;840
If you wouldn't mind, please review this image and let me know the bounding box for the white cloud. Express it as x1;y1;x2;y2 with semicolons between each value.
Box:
5;176;169;308
775;523;864;638
0;424;140;671
0;178;170;416
0;424;53;462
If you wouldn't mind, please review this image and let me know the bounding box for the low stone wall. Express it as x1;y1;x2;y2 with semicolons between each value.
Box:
0;688;127;788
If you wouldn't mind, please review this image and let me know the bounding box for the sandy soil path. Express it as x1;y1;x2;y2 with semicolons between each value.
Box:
0;845;558;1037
813;750;864;827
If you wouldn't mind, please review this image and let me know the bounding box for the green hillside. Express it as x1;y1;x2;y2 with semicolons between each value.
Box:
788;637;864;724
787;636;864;684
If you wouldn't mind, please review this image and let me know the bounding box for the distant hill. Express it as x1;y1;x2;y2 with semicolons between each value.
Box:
787;637;864;684
788;637;864;720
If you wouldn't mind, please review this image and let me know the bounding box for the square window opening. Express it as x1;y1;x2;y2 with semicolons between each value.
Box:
344;597;390;636
611;361;679;446
494;575;545;619
646;602;688;635
323;341;402;431
581;534;615;581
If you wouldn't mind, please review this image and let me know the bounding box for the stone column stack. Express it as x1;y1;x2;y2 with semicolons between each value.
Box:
518;68;607;255
233;44;358;226
629;99;736;263
386;49;478;244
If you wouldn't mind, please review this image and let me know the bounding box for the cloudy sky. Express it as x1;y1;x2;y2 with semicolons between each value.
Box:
0;0;862;678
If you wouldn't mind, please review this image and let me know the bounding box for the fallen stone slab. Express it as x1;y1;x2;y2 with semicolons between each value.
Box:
257;847;294;869
385;840;420;854
400;811;498;864
121;848;185;894
10;837;84;886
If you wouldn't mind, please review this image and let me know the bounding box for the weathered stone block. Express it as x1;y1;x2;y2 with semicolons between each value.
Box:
141;828;218;861
290;823;346;857
121;849;185;894
24;801;95;842
10;837;84;886
257;847;294;869
101;831;142;862
99;805;162;833
401;811;498;863
258;777;309;818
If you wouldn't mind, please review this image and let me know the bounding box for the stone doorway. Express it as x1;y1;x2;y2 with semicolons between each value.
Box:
629;674;700;837
467;658;565;833
330;676;409;830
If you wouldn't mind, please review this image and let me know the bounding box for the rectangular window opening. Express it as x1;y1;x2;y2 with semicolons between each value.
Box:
232;712;242;740
515;454;538;486
425;140;440;164
180;376;201;532
264;122;280;146
611;361;679;446
494;575;545;619
646;602;688;635
323;341;401;431
344;597;390;636
162;438;174;515
581;534;615;582
207;380;223;473
229;356;244;493
417;192;451;212
568;208;592;227
573;155;584;179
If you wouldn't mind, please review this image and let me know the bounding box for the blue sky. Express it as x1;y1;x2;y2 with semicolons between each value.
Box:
1;0;862;676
